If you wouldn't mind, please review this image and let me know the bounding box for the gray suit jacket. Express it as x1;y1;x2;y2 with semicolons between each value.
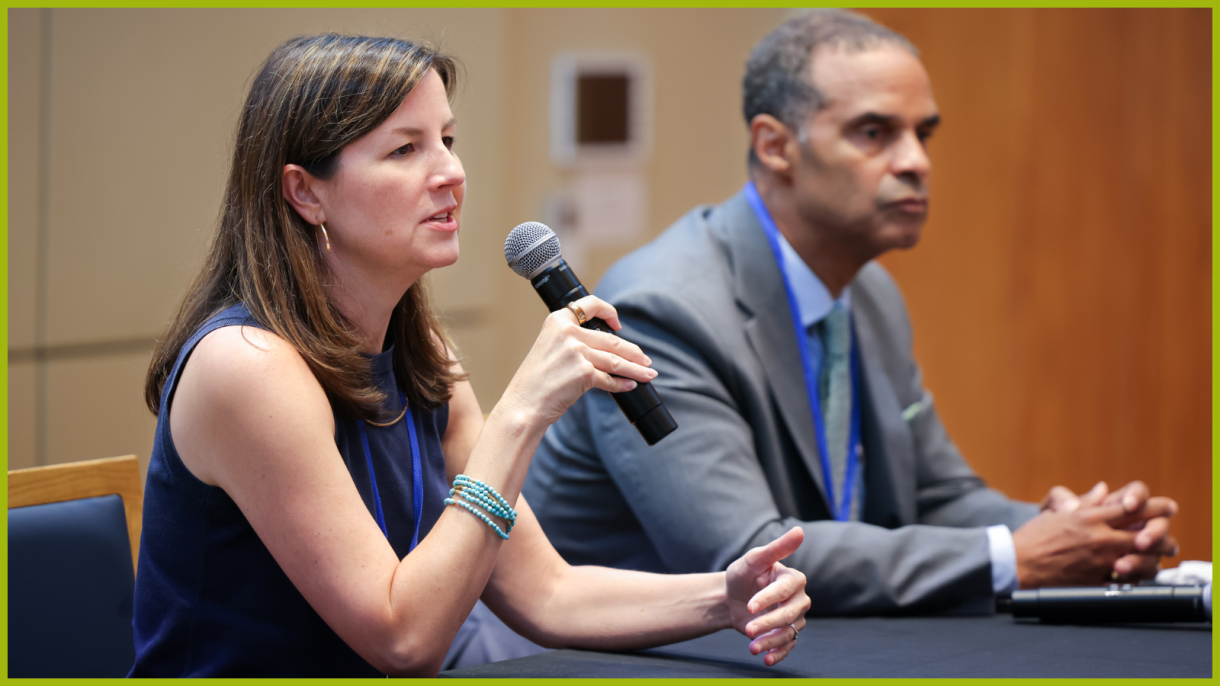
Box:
523;191;1039;616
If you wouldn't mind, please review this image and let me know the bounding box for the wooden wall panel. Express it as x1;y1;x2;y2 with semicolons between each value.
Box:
865;9;1211;562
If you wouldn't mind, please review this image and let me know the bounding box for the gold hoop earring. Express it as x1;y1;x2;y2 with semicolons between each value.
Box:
318;222;331;251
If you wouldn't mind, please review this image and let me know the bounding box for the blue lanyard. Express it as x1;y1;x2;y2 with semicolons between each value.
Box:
356;391;424;552
744;182;863;522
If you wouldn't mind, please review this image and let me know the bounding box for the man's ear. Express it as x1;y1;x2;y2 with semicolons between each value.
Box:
282;164;325;225
749;114;798;177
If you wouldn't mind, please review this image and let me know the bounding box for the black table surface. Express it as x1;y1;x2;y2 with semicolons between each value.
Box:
440;614;1211;678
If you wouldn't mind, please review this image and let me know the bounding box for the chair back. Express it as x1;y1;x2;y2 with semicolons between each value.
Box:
8;455;144;677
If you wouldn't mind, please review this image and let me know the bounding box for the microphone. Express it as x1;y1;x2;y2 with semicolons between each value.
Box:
999;583;1211;624
504;222;678;446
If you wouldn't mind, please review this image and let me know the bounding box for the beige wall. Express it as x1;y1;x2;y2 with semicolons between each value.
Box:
487;8;791;397
7;8;786;473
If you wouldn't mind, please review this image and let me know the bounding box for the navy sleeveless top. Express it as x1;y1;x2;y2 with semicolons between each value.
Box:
130;303;450;677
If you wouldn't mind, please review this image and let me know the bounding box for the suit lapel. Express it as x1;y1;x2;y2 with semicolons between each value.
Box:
718;192;831;508
852;299;918;525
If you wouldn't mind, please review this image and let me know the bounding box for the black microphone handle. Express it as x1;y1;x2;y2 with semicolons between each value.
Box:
529;259;677;446
1006;584;1211;623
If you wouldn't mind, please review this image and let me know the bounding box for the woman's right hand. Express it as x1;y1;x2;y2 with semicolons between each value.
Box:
500;295;657;427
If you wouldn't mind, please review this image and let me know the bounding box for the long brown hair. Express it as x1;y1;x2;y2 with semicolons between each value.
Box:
145;34;465;420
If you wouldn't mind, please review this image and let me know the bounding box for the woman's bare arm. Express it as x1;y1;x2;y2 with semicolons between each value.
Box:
442;372;809;666
173;326;531;675
170;297;653;676
483;501;808;664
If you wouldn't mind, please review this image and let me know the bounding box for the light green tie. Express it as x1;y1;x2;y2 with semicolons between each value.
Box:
819;304;855;519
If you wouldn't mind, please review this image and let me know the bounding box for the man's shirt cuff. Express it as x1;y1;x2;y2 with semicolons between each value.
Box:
987;524;1018;594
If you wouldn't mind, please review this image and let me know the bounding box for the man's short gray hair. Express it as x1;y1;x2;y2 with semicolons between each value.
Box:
743;10;918;136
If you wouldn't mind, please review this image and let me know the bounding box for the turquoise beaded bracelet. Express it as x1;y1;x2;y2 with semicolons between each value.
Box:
449;487;514;532
444;497;509;539
445;475;518;539
450;487;515;533
454;475;517;520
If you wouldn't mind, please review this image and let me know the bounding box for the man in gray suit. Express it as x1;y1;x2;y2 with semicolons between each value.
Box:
523;10;1179;615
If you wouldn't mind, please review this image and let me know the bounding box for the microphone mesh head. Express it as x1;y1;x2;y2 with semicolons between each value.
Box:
505;221;562;278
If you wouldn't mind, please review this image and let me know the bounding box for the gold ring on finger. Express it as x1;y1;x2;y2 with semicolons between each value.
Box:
790;622;800;640
566;302;587;326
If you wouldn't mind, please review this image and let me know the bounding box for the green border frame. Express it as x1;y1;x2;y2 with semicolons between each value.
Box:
0;4;1214;685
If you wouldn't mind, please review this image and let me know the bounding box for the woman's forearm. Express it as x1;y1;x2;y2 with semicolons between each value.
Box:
379;405;547;674
532;565;732;651
376;298;670;672
477;507;808;667
451;400;547;502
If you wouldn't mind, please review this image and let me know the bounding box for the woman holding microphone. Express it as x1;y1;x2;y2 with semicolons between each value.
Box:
132;33;808;677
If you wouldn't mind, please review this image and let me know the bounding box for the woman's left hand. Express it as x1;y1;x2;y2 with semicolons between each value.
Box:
725;526;809;666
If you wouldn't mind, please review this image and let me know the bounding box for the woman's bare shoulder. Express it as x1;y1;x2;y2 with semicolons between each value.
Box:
172;324;335;485
187;324;322;398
